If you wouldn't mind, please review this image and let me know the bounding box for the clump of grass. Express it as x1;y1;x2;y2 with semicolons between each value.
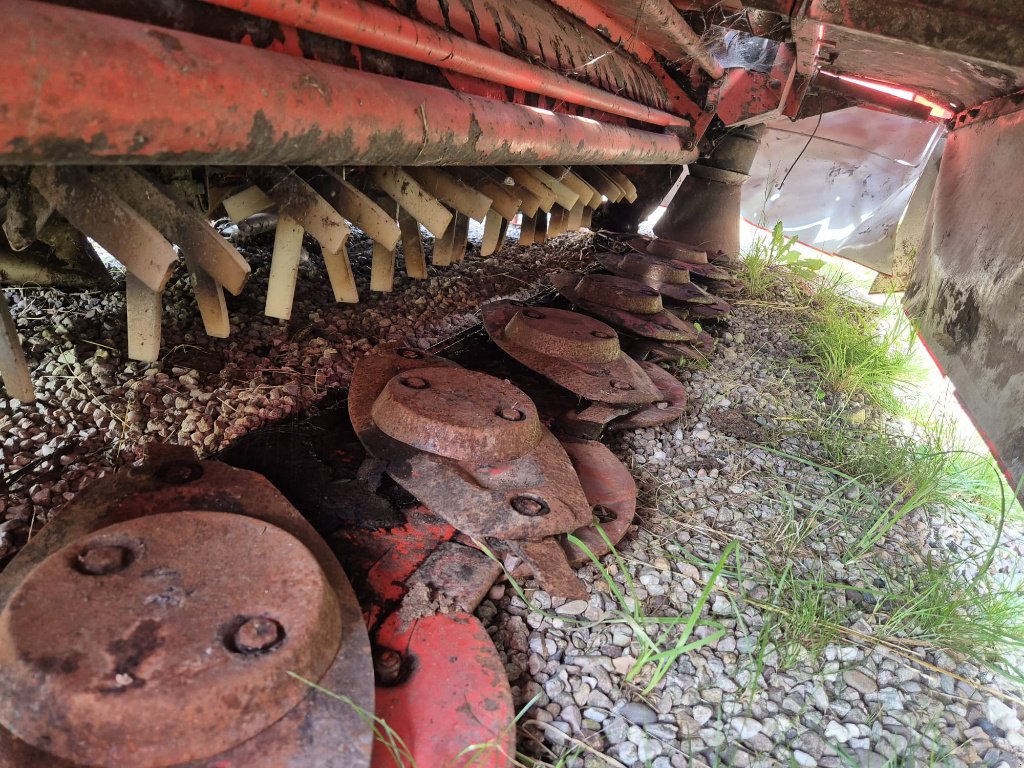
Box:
799;285;922;413
740;221;824;299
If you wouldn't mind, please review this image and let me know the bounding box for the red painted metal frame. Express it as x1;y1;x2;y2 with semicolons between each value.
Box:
1;1;697;166
200;0;690;129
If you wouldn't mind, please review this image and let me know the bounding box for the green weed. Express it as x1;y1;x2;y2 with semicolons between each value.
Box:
740;221;825;299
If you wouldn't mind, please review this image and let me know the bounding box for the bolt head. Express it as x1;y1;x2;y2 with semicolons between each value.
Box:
233;617;284;654
496;407;526;422
76;545;132;576
400;376;430;390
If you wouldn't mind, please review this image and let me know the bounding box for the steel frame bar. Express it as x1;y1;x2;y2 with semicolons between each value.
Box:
201;0;690;128
1;1;695;166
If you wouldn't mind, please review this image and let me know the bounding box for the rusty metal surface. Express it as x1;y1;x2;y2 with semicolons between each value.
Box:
1;1;697;166
349;345;592;541
609;361;688;431
0;512;340;767
371;366;543;463
404;541;503;615
0;446;374;768
793;0;1024;109
595;252;718;305
627;241;739;282
482;300;661;406
203;0;688;128
505;538;589;600
557;402;635;441
585;0;724;79
628;237;708;265
559;438;637;565
550;271;699;342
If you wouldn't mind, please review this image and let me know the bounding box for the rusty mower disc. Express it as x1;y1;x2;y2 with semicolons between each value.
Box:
627;236;708;264
596;252;718;305
0;512;341;768
349;345;592;543
550;271;698;343
609;361;688;432
371;365;542;463
559;438;637;565
481;300;660;406
624;242;737;282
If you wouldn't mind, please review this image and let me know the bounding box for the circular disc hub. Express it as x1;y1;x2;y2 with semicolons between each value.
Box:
574;274;663;314
0;512;341;768
503;307;621;364
371;365;542;462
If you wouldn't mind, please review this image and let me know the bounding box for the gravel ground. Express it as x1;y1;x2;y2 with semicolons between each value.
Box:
2;228;1023;767
478;292;1024;767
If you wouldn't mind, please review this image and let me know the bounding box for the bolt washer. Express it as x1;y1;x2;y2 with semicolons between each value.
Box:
349;345;592;543
481;300;660;406
550;271;698;342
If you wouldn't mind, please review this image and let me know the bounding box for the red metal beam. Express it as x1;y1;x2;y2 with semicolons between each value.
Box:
199;0;690;129
0;1;696;166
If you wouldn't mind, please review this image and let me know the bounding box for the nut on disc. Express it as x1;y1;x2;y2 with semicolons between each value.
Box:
371;365;543;462
0;512;342;768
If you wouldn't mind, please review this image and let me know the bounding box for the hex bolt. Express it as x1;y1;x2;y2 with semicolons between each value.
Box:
511;495;550;516
590;330;614;339
610;380;633;390
374;648;403;683
156;461;204;485
496;407;526;422
522;309;545;319
76;544;132;576
398;348;423;359
233;617;285;654
400;376;430;390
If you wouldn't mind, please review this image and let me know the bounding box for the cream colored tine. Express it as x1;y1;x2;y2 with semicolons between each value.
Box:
222;185;275;223
535;211;548;244
592;167;628;202
264;169;350;255
398;209;428;279
370;241;396;292
184;255;230;338
523;167;580;210
554;167;603;208
323;242;360;303
0;293;35;403
582;206;595;229
452;213;469;263
432;213;459;266
368;167;453;238
603;167;638;203
405;168;492;222
264;213;305;320
481;210;504;257
30;166;177;294
313;169;400;251
518;213;536;246
505;167;556;212
548;205;567;238
125;273;163;363
453;169;522;221
573;166;622;202
93;167;250;295
567;201;585;231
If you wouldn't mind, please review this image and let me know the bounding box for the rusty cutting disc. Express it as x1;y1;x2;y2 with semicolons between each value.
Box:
349;345;592;541
627;236;708;264
559;439;637;565
0;450;374;768
371;365;542;463
595;252;717;305
608;361;688;432
481;300;660;406
624;241;737;281
550;271;698;343
0;513;340;768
